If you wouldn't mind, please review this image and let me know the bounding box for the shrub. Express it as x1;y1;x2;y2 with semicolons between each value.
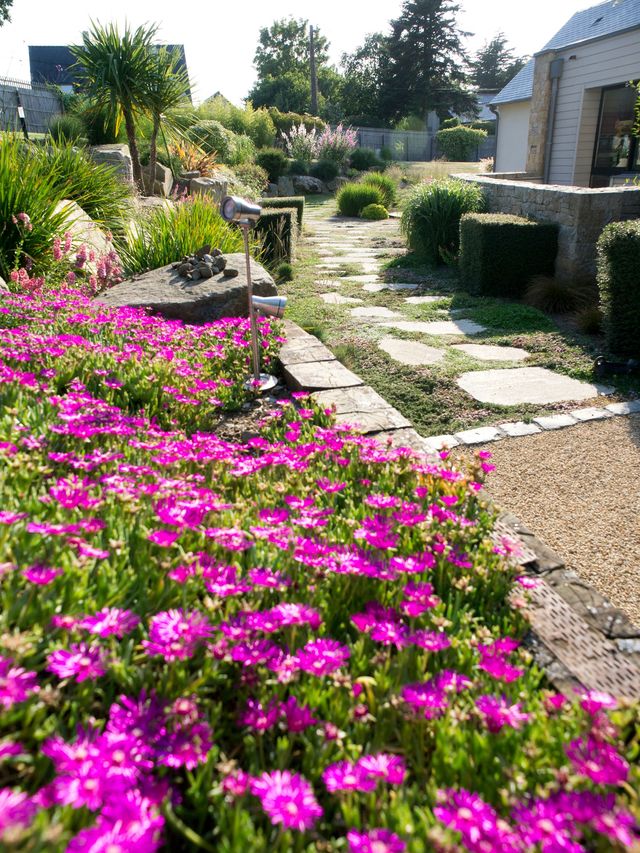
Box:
524;275;588;313
288;158;309;176
350;147;384;171
310;159;340;182
75;98;121;145
187;120;235;161
597;220;640;357
337;183;384;217
116;195;244;274
442;117;461;129
275;260;294;281
361;203;388;221
380;145;393;163
361;172;397;208
401;179;485;265
198;96;277;148
436;125;488;161
459;213;559;297
315;124;357;166
281;124;318;166
259;195;305;232
575;304;603;335
255;207;297;265
232;163;269;198
49;114;85;144
255;148;288;182
268;107;325;136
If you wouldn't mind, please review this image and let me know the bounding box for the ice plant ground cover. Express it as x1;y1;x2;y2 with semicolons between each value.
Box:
0;283;638;850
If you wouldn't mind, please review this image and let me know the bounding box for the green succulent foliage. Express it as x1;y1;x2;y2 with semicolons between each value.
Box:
361;203;389;221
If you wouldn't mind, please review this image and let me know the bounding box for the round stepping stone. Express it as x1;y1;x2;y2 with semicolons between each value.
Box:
451;343;530;362
314;279;342;288
320;293;363;305
404;295;442;304
351;306;402;320
381;319;487;336
364;282;419;293
457;367;610;405
378;336;445;366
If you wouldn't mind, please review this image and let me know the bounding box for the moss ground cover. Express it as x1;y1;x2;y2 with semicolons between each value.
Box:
0;258;638;850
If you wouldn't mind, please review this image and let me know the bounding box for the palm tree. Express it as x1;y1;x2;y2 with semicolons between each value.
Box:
142;47;191;193
71;21;157;191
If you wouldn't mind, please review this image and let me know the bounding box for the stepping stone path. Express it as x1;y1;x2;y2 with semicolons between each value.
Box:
404;295;443;304
457;367;611;406
364;282;419;293
351;306;402;320
381;319;487;336
378;337;445;366
451;343;530;362
320;293;363;305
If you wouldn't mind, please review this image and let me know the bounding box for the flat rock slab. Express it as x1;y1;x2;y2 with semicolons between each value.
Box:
320;293;363;305
570;406;614;422
284;360;363;391
314;279;342;288
312;385;394;414
373;428;433;456
457;367;609;406
279;339;336;366
499;421;542;437
96;253;276;324
606;400;640;415
378;337;445;366
351;306;402;320
381;319;487;336
342;275;381;283
454;426;505;445
335;408;411;433
404;295;443;305
364;282;419;293
451;343;530;362
533;413;578;430
423;434;460;452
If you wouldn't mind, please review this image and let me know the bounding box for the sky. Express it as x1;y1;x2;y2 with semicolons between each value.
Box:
0;0;589;104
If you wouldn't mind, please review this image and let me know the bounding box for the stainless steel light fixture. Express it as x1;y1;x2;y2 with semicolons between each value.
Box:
220;196;283;392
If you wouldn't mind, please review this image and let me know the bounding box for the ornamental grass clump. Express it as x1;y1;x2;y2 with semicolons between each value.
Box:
361;171;397;208
337;183;385;217
0;236;637;851
401;178;485;265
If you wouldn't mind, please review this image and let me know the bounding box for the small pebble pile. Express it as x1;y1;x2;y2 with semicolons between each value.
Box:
172;245;239;282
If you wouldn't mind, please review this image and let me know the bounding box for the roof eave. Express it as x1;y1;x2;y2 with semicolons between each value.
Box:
534;22;640;56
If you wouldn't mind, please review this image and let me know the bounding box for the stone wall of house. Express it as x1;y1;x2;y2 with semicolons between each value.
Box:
457;173;640;280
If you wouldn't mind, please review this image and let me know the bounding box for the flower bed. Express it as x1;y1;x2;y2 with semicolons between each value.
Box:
0;284;638;850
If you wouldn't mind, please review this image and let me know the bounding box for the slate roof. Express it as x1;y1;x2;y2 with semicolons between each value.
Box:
491;0;640;105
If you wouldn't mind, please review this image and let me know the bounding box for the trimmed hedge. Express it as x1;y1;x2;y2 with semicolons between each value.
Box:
597;220;640;357
259;196;304;232
255;207;297;266
436;125;487;161
337;183;384;217
459;213;558;297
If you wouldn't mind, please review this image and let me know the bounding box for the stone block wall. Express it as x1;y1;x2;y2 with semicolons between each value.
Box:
457;173;640;280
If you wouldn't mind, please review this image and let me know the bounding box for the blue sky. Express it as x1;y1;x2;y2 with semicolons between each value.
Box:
0;0;586;103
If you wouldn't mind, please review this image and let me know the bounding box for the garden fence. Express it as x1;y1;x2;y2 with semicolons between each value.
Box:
354;126;496;163
0;76;63;135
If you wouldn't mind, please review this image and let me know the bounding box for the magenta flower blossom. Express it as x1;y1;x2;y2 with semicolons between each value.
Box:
566;735;629;785
579;690;617;716
477;639;524;683
357;753;406;785
322;761;377;793
281;696;318;733
409;630;450;652
222;769;251;797
0;656;39;708
239;698;280;732
21;564;64;585
250;770;323;831
142;609;212;661
294;639;350;677
434;788;522;852
347;828;406;853
148;529;181;547
476;695;530;733
0;742;23;762
47;642;108;682
0;788;36;838
79;607;140;638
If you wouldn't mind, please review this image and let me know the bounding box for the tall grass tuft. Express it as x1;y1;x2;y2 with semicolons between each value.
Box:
337;183;384;217
401;178;485;265
361;172;397;208
116;195;245;274
525;275;592;314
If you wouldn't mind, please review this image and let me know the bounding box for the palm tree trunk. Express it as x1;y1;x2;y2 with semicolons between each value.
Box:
148;114;160;197
123;106;143;193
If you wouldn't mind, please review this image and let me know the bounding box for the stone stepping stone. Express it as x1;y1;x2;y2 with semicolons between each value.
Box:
378;337;445;366
404;295;443;305
364;282;419;293
314;279;342;288
334;408;411;433
312;384;395;414
457;367;611;406
451;343;530;362
319;293;363;305
381;319;487;336
350;306;403;320
284;360;363;391
343;275;381;283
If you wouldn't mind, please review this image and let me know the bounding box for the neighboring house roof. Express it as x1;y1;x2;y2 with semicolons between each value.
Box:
454;91;499;123
491;0;640;106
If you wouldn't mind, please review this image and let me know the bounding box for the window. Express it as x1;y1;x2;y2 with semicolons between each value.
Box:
591;85;639;187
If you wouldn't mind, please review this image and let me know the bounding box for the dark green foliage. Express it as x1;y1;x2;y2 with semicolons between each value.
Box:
525;276;587;314
269;109;326;136
255;148;288;182
259;196;305;232
470;33;528;90
255;207;298;265
470;120;496;136
340;33;391;122
361;203;388;221
597;220;640;357
49;114;85;143
380;146;393;163
0;0;13;26
276;261;294;282
436;126;488;161
310;159;340;181
442;118;460;128
402;179;485;265
361;172;397;208
233;163;269;198
575;305;603;336
288;158;309;176
350;148;384;171
337;183;385;217
187;120;235;161
459;213;558;297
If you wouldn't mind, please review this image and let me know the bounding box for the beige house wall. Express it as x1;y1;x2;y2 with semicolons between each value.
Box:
495;101;531;172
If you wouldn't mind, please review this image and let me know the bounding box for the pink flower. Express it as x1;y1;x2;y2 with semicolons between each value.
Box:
323;761;377;794
281;696;318;733
0;788;36;838
0;656;39;708
239;698;280;732
347;828;406;853
580;690;617;716
142;610;212;661
294;639;350;677
434;788;521;852
250;770;322;831
46;642;108;682
222;769;251;797
476;695;530;733
0;742;23;762
21;565;64;585
148;529;181;547
357;753;406;785
79;608;140;638
566;735;629;785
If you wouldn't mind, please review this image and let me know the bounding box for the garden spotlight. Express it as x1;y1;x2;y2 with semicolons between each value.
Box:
252;296;287;319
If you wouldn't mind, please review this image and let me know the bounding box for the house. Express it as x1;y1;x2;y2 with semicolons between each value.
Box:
28;44;191;100
491;0;640;186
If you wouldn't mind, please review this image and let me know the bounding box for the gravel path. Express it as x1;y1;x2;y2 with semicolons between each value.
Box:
458;415;640;626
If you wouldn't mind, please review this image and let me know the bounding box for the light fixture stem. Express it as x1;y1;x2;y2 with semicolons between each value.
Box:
241;222;261;383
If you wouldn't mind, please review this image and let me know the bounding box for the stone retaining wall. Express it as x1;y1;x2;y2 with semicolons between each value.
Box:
457;173;640;280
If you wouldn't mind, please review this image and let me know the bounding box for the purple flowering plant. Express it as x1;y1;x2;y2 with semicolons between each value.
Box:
0;237;637;851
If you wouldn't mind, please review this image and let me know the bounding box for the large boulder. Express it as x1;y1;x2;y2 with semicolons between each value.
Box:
0;275;8;293
54;200;112;269
94;253;277;324
327;176;350;193
189;177;228;205
142;161;174;197
277;176;295;197
292;175;324;194
89;144;134;184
